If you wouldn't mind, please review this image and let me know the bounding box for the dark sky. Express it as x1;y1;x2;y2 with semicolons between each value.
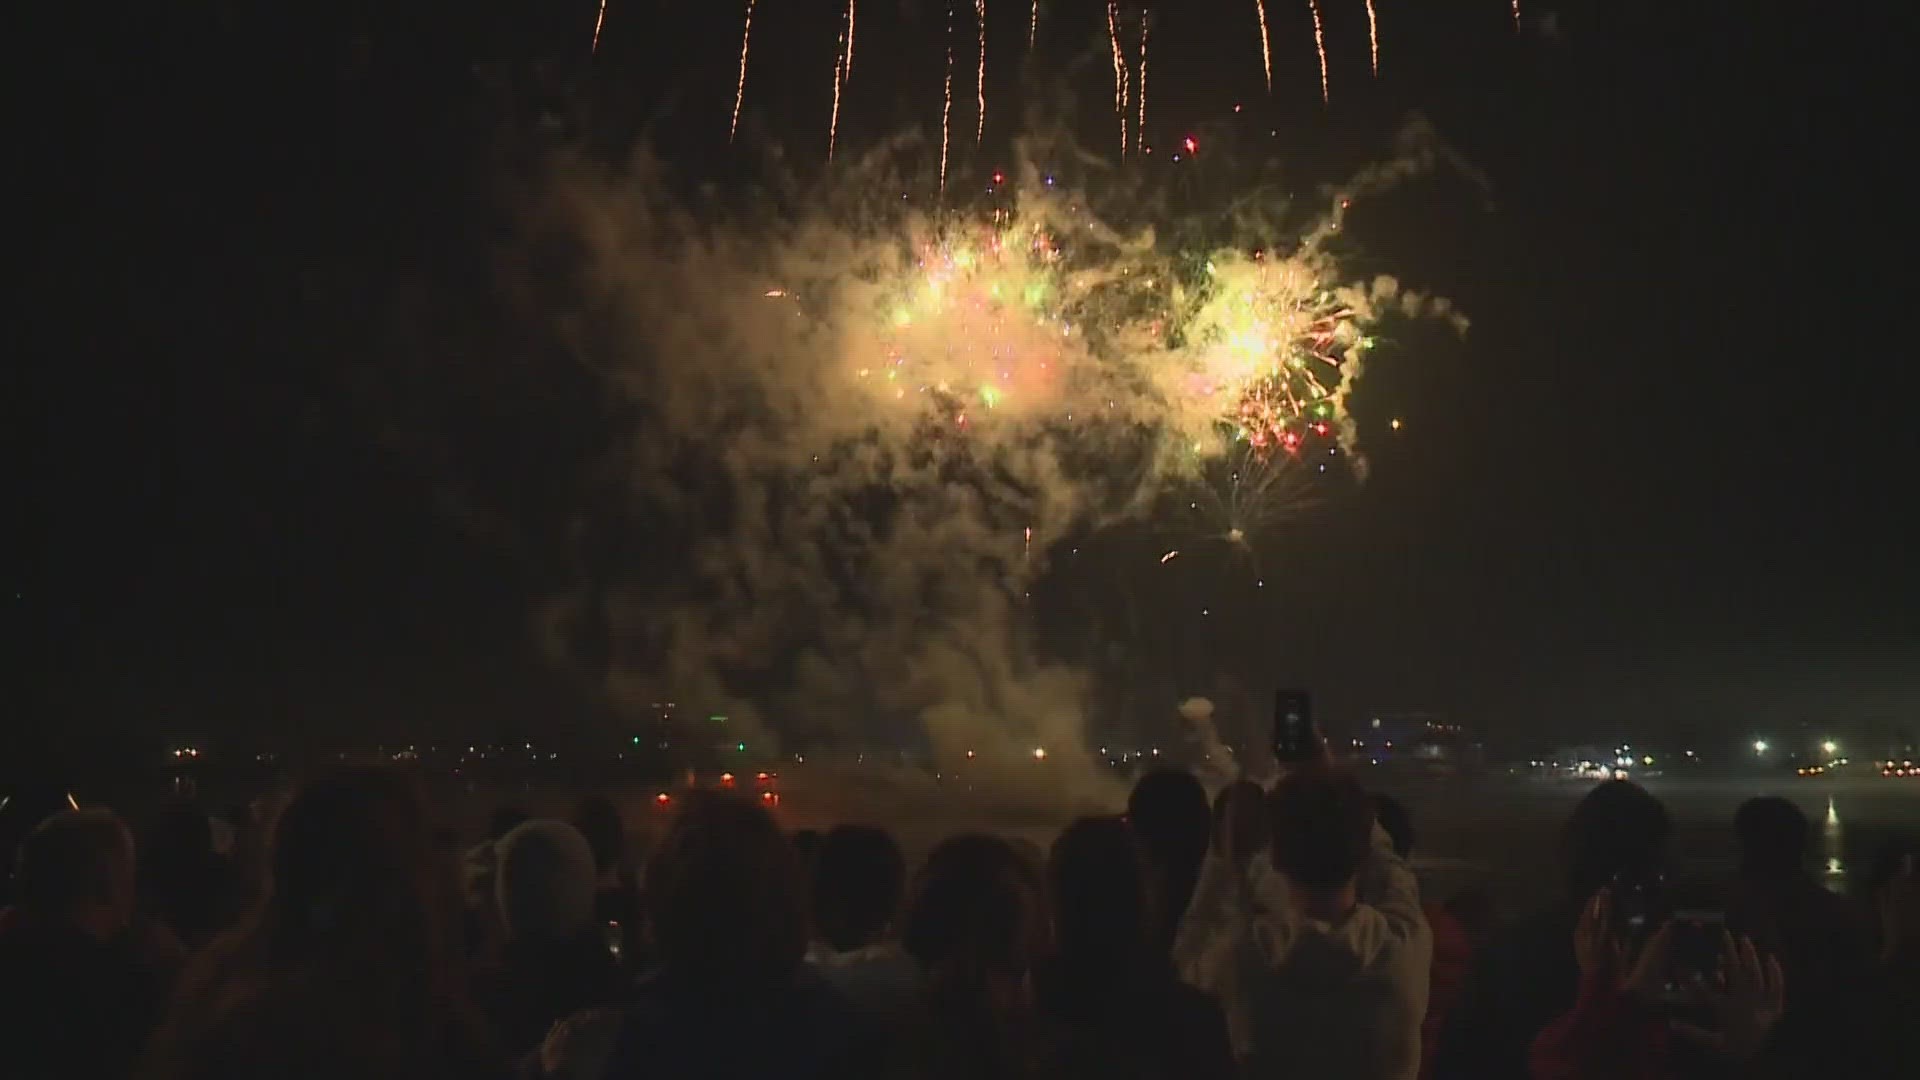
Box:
22;1;1918;756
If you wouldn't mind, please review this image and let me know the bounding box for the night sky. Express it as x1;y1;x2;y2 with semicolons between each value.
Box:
22;1;1917;757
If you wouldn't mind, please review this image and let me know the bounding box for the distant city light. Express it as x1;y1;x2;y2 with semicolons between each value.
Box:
1033;747;1047;761
1754;740;1769;754
1822;739;1838;755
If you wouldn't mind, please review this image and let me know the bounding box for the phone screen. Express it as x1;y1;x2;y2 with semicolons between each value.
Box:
1272;690;1319;762
1668;909;1726;986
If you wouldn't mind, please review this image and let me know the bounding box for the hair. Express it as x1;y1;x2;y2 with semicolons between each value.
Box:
14;808;134;919
812;824;906;951
488;804;531;843
646;791;805;991
495;820;598;942
1127;768;1212;951
570;796;625;875
142;767;484;1080
1047;816;1147;974
1562;779;1671;901
1734;796;1809;878
1269;769;1374;894
903;833;1039;996
1370;793;1415;860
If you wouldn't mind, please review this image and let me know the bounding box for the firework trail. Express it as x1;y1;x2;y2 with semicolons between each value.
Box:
1029;0;1038;51
729;0;755;141
1253;0;1273;93
1365;0;1378;76
845;0;856;73
1512;0;1521;31
1137;9;1149;147
1307;0;1329;104
591;0;608;54
1106;1;1129;154
975;0;988;145
940;4;954;192
829;32;846;159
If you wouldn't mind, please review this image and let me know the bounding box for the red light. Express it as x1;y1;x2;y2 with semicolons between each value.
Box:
720;772;735;787
756;771;769;781
655;792;671;805
1182;135;1198;155
992;171;1005;185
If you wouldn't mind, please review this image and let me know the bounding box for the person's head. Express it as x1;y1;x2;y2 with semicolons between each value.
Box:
1370;793;1415;861
647;791;805;990
1734;796;1809;879
1866;838;1919;962
904;833;1040;1005
570;796;625;878
812;824;906;952
264;767;448;970
1269;769;1373;899
14;808;137;936
1562;779;1670;902
1127;768;1211;944
495;820;598;944
1047;816;1147;970
488;805;531;843
145;798;216;868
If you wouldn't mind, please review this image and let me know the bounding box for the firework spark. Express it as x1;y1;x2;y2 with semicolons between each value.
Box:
729;0;756;141
940;4;954;192
591;0;608;54
975;0;988;145
1365;0;1379;76
1160;549;1180;564
1253;0;1273;93
830;34;846;159
1137;9;1149;147
1307;0;1329;104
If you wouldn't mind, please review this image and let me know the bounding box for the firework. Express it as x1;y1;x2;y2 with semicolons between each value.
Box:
845;0;856;74
1029;0;1039;51
1160;549;1180;564
1365;0;1379;76
1106;1;1129;154
976;0;988;145
854;218;1080;420
591;0;608;54
729;0;756;141
941;4;954;193
1512;0;1521;31
1308;0;1329;104
1252;0;1273;93
829;1;856;160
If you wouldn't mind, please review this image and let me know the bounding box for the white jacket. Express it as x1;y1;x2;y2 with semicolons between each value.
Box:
1173;822;1432;1080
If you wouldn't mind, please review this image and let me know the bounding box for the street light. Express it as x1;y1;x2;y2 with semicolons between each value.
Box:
1821;740;1838;756
1753;740;1769;754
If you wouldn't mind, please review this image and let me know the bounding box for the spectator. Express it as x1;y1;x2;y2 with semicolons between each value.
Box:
1830;842;1918;1078
543;792;856;1080
808;825;917;1017
571;796;641;968
1725;796;1872;1069
0;807;175;1079
1212;780;1270;876
141;767;489;1080
464;803;531;959
1434;779;1670;1080
474;820;623;1055
1179;768;1431;1079
1036;816;1234;1080
1372;794;1471;1080
1528;889;1785;1079
889;832;1057;1079
1126;768;1212;958
139;798;236;947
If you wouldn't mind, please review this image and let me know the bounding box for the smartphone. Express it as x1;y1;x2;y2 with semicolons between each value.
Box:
1668;909;1726;987
1607;868;1669;937
1272;690;1321;763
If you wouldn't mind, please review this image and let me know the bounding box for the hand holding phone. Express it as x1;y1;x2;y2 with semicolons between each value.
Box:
1272;690;1323;764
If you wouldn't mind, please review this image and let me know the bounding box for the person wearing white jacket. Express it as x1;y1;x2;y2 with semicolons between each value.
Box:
1174;768;1433;1080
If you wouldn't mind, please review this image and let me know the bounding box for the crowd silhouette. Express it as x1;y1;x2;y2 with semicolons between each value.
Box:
2;763;1913;1079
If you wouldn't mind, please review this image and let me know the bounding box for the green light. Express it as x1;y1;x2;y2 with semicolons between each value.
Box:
736;742;747;753
632;736;640;745
980;385;1002;409
709;714;727;723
